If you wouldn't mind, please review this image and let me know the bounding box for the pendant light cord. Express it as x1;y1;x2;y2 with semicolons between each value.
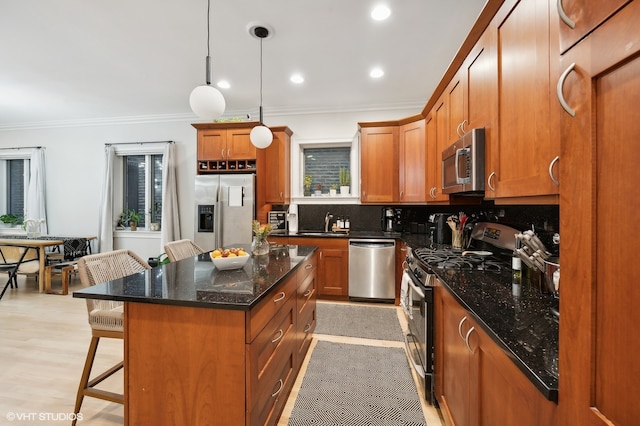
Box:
259;36;264;124
205;0;211;85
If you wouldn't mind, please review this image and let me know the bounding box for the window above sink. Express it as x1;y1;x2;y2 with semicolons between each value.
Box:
291;135;360;205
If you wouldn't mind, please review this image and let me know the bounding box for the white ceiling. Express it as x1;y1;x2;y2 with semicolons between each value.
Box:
0;1;487;129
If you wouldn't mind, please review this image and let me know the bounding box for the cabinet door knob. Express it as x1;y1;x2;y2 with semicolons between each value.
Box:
557;0;576;29
271;328;284;344
464;327;476;354
271;379;284;398
557;63;576;117
548;156;560;186
487;172;496;191
458;316;468;340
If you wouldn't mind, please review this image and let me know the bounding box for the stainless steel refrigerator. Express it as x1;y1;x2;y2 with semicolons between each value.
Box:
194;174;255;252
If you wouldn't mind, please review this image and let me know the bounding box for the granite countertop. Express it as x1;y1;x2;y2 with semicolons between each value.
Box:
283;230;431;246
284;230;558;400
73;245;317;310
432;265;559;402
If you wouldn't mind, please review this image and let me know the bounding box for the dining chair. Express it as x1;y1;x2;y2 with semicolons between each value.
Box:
0;246;40;299
44;238;91;295
72;249;151;425
0;246;31;300
164;239;207;262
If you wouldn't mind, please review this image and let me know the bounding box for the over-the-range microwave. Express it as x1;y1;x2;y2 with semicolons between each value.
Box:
441;127;485;195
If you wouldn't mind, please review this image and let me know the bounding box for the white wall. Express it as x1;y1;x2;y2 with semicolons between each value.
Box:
0;108;417;257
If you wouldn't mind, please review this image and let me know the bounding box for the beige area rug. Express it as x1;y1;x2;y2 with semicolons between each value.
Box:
314;302;404;341
287;340;425;425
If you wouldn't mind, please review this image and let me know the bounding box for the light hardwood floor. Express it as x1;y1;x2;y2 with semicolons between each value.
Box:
0;276;441;425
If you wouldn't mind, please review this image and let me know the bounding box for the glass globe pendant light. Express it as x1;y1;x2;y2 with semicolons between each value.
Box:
190;0;226;120
249;26;273;149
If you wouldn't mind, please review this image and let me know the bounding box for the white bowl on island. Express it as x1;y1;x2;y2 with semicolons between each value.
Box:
210;252;250;270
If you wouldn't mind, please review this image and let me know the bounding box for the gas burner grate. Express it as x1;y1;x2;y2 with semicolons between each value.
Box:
413;247;504;272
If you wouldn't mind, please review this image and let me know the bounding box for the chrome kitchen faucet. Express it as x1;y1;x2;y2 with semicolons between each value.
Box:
324;212;333;232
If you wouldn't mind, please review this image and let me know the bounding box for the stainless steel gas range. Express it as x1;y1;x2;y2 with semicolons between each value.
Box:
402;222;521;405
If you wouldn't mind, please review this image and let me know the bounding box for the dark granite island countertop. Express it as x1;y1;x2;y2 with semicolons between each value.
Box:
73;244;317;310
73;244;318;425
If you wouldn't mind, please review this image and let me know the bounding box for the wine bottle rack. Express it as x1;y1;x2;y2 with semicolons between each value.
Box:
197;159;257;173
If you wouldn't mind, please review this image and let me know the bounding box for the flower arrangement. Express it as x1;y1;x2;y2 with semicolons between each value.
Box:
22;218;45;237
252;220;273;242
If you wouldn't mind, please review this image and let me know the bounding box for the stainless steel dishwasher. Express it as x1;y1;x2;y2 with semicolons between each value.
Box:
348;239;396;302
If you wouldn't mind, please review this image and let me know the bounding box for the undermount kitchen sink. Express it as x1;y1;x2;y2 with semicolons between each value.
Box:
295;231;343;237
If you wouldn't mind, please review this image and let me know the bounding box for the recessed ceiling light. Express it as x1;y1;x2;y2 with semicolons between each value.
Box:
217;80;230;89
370;67;384;79
371;5;391;21
290;73;304;84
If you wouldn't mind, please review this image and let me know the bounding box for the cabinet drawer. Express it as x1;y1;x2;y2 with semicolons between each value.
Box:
249;295;296;385
250;345;296;426
296;302;316;364
297;265;316;316
246;272;297;342
296;253;317;281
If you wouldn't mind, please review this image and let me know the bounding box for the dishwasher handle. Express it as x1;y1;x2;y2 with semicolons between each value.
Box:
349;239;395;249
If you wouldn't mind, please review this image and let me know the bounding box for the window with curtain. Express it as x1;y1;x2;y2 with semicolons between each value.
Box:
7;159;27;217
122;154;163;228
0;158;29;221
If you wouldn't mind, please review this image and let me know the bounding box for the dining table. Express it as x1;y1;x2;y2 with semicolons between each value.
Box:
0;235;96;292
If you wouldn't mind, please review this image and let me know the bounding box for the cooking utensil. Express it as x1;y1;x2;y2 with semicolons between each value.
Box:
543;257;560;295
461;250;493;256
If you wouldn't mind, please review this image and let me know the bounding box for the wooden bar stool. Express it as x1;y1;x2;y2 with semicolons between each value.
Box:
44;263;76;295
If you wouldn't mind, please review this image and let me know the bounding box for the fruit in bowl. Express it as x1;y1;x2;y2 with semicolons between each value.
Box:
210;247;250;270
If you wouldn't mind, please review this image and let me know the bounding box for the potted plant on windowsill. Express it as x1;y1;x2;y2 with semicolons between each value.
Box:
127;209;141;231
303;175;312;197
0;213;23;228
148;202;161;231
314;183;323;196
330;184;338;196
339;167;350;196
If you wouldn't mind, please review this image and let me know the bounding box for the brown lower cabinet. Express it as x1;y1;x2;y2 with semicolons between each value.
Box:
125;251;317;426
435;282;557;426
283;237;349;300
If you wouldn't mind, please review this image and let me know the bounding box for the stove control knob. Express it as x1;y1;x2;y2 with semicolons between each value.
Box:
413;268;422;279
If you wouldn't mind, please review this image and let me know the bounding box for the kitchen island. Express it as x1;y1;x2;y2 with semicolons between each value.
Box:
74;244;318;426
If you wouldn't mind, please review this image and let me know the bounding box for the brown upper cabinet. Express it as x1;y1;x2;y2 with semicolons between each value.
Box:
359;124;399;203
399;119;427;202
261;127;292;204
557;0;631;53
485;0;560;203
430;94;451;203
446;70;466;145
193;123;257;173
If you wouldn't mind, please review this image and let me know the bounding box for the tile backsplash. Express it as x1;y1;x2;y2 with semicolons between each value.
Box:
295;203;559;246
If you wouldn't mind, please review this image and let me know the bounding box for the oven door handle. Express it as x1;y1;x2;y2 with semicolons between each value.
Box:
404;333;425;378
407;276;425;299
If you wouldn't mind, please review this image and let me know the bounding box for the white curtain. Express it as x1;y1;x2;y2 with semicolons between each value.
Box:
97;146;116;253
160;142;180;250
26;148;48;234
